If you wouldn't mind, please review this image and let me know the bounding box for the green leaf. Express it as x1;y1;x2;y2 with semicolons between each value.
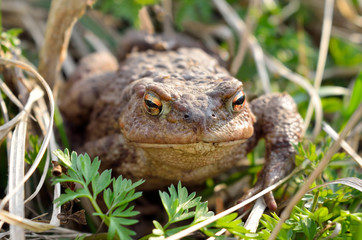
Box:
312;207;333;225
70;151;79;172
94;0;156;27
174;0;213;29
154;182;214;237
6;28;23;37
53;149;71;168
52;149;143;240
112;206;139;218
92;169;112;198
112;189;143;211
52;174;83;185
85;156;101;185
153;220;163;231
212;213;245;236
108;216;137;240
103;188;114;209
54;188;90;206
193;202;214;224
329;37;362;67
343;71;362;120
300;216;317;240
321;97;343;114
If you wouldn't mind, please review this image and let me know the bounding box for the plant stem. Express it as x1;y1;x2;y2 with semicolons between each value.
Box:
88;194;110;226
310;190;319;212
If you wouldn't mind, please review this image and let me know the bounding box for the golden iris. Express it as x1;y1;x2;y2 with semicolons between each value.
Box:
143;92;162;116
231;90;245;112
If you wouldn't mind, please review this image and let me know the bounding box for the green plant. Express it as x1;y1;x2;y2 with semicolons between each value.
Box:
257;188;362;240
144;182;214;239
143;141;361;239
0;28;22;55
53;149;144;240
94;0;159;27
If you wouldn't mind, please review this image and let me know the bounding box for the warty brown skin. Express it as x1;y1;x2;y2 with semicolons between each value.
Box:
60;48;303;211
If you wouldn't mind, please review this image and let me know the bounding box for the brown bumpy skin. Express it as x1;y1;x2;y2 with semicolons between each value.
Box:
60;45;303;211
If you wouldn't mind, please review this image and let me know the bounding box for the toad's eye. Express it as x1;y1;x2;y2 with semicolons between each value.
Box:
229;90;245;112
143;92;162;116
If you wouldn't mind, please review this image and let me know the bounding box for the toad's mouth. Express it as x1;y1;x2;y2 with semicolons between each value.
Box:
129;139;247;169
132;138;246;147
130;139;247;154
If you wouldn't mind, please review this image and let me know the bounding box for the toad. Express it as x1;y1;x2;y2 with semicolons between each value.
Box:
60;44;303;211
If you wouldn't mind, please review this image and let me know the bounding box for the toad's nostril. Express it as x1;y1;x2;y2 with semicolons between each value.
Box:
184;114;190;119
211;113;216;118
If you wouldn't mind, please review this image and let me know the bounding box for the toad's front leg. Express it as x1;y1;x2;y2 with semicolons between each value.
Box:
241;93;303;211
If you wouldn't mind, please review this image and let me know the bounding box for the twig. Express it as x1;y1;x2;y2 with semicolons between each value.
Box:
303;0;334;139
213;0;271;94
268;102;362;240
162;0;174;36
269;0;300;25
230;0;261;77
322;122;362;167
38;0;96;88
309;66;361;80
139;7;154;34
337;0;362;27
0;210;55;233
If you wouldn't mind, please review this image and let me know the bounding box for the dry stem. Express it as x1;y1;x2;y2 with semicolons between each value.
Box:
38;0;96;88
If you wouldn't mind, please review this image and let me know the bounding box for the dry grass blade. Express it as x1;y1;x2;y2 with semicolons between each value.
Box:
322;122;362;167
244;197;266;233
1;85;44;239
230;0;261;77
309;177;362;192
0;80;25;110
0;58;54;214
0;88;44;234
213;0;271;94
0;112;24;140
50;167;61;226
0;227;90;239
264;56;322;138
0;210;55;233
269;0;300;25
268;102;362;240
310;66;361;80
33;98;61;225
23;148;50;205
0;86;43;139
8;116;27;239
318;86;350;97
214;0;323;138
303;0;335;138
164;162;306;240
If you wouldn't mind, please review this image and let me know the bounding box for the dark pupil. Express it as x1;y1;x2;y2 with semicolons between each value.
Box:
145;99;161;109
233;95;245;106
